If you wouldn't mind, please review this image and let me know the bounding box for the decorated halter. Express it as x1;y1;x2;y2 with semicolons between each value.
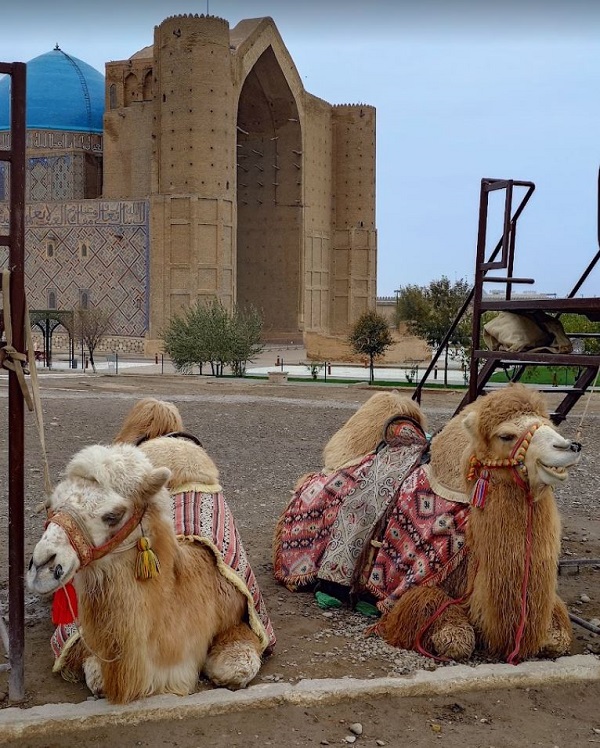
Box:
466;422;541;509
46;504;160;580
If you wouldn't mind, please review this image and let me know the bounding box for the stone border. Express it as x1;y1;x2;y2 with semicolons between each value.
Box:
0;655;598;743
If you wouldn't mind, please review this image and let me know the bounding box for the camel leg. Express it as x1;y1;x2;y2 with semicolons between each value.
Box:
83;655;105;697
382;585;475;661
539;596;572;658
204;623;262;690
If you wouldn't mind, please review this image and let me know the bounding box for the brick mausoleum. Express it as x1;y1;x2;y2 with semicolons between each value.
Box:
0;15;376;355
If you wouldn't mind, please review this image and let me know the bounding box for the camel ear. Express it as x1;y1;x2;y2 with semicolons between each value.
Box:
136;467;171;504
462;411;478;439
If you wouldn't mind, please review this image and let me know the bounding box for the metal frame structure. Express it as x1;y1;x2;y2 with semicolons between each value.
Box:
0;61;27;701
30;309;76;368
413;175;600;424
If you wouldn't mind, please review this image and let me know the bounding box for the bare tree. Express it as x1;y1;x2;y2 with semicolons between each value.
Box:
75;307;113;373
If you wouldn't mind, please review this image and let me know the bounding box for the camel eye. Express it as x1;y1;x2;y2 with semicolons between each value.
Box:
102;510;125;527
498;433;516;443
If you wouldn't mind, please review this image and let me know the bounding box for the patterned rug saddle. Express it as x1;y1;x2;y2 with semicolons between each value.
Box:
273;417;470;612
51;486;275;675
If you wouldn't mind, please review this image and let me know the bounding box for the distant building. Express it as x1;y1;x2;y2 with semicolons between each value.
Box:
0;15;377;354
483;290;557;300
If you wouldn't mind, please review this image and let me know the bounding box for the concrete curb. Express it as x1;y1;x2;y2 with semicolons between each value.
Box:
0;654;598;742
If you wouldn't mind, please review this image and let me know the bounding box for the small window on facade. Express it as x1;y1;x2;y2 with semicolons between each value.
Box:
109;83;117;110
79;241;88;259
79;290;90;310
46;241;55;258
48;290;57;309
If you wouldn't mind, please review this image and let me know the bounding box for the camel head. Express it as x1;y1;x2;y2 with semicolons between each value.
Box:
462;385;582;495
27;444;171;596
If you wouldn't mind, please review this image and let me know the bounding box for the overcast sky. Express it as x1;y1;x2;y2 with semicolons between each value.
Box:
1;0;599;297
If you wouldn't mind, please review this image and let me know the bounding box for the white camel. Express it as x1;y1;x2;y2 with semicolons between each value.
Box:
28;404;274;703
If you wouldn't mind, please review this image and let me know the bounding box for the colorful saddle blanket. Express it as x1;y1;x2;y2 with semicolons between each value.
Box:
274;418;469;612
51;487;275;674
364;464;469;611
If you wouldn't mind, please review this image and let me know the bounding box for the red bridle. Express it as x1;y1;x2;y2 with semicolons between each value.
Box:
46;505;145;569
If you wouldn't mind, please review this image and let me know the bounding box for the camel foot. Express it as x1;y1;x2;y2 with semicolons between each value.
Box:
431;623;476;661
204;639;261;690
539;626;571;658
83;656;105;697
539;598;572;658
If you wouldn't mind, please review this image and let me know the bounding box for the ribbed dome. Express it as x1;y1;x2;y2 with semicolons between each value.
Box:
0;47;104;133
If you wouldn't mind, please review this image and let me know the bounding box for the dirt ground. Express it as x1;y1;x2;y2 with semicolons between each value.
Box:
0;372;599;746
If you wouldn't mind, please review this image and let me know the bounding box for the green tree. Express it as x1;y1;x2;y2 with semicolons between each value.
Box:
348;310;393;384
227;304;264;376
163;298;264;377
395;276;472;385
559;313;600;355
162;305;206;374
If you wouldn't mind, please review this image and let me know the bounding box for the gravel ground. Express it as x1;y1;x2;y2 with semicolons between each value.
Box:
0;374;598;718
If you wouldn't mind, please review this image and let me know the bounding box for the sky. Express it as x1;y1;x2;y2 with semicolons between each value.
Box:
1;0;599;298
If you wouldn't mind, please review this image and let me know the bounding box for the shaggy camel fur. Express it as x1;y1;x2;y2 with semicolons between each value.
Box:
276;385;580;663
113;397;184;444
28;401;273;703
381;385;579;661
322;391;426;472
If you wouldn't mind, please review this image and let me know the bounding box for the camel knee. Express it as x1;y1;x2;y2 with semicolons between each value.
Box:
54;634;86;684
430;619;475;661
382;585;473;660
204;624;262;690
83;656;104;697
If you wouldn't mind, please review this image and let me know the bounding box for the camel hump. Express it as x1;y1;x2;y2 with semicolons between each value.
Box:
114;398;185;444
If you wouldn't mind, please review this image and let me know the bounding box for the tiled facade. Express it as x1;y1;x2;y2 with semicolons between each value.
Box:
0;200;148;337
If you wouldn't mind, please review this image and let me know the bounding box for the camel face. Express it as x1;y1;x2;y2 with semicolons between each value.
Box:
28;480;138;595
28;444;171;597
522;419;582;489
464;410;582;493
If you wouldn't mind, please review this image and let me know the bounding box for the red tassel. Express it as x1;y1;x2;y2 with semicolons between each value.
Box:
471;469;490;508
51;582;78;624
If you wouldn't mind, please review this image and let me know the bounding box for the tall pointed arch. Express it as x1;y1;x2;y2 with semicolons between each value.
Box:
236;45;302;337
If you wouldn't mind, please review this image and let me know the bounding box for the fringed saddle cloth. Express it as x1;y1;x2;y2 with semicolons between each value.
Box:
173;484;276;653
273;418;470;612
51;486;275;675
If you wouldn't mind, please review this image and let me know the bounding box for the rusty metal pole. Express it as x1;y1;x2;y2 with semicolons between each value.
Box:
6;62;27;702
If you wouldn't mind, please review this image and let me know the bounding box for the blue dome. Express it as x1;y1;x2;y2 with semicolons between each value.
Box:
0;47;104;133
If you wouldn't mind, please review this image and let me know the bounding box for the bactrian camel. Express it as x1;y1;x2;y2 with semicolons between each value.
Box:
28;398;275;703
274;386;581;662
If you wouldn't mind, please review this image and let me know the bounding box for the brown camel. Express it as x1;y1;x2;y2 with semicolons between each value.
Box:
275;385;581;662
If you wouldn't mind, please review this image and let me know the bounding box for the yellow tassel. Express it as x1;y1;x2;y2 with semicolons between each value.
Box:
135;536;160;580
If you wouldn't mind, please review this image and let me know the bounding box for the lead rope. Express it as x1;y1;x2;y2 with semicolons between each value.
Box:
575;366;600;442
2;269;53;497
506;486;534;664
